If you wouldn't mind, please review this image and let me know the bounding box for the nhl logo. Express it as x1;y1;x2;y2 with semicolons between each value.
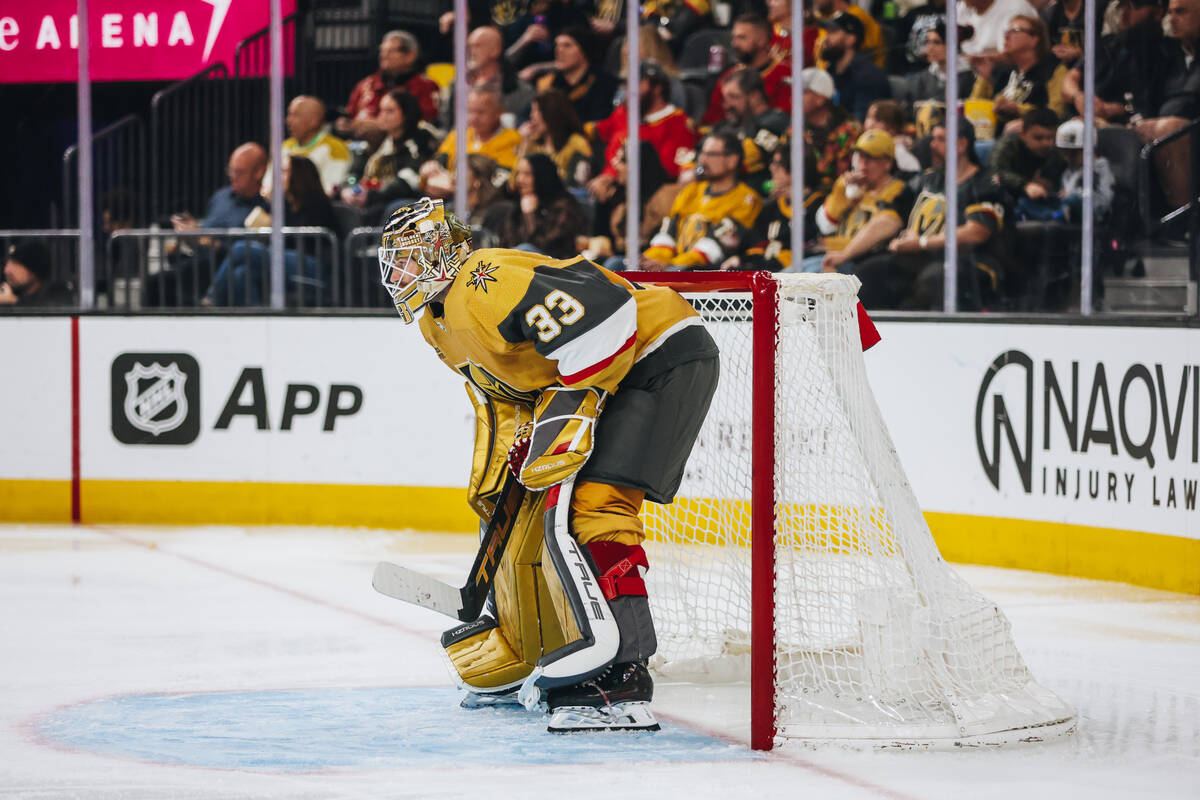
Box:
111;353;201;445
123;362;189;436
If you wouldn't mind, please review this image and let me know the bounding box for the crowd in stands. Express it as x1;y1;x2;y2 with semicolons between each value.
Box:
62;0;1198;312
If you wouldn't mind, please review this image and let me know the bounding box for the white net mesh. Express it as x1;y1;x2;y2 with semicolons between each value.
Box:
643;273;1074;744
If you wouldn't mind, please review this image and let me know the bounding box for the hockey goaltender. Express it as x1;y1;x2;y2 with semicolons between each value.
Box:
375;198;720;733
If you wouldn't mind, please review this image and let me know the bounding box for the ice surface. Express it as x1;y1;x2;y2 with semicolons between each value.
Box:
1;523;1197;799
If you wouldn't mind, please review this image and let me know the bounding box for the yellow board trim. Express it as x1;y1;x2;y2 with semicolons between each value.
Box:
0;480;73;523
77;479;479;531
926;512;1200;596
1;480;1196;594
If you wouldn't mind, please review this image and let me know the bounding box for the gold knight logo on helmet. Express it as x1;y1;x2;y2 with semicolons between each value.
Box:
379;198;472;323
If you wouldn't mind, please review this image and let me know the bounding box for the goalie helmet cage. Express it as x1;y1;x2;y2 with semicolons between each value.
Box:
621;271;1074;751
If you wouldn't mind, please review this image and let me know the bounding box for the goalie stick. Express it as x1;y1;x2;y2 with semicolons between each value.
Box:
372;472;528;621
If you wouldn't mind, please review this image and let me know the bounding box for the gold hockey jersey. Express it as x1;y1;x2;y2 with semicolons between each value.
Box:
818;175;913;252
418;248;705;397
644;181;762;268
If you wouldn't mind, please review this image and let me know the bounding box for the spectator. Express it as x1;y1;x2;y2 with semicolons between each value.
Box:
344;89;441;222
970;14;1070;130
1061;0;1169;123
202;156;337;307
422;88;522;199
812;0;887;67
718;67;791;195
894;0;948;73
440;25;534;129
801;67;863;200
464;154;516;248
1134;0;1200;212
702;14;794;126
500;153;587;258
339;30;440;140
531;26;619;123
1040;0;1106;65
588;61;696;201
0;241;72;307
864;100;923;175
904;22;976;107
1014;119;1117;308
641;130;763;270
1057;120;1115;220
722;146;795;271
172;142;269;232
818;14;892;121
516;89;594;189
144;142;270;306
805;130;914;272
270;96;350;196
989;106;1067;219
849;117;1010;309
959;0;1039;56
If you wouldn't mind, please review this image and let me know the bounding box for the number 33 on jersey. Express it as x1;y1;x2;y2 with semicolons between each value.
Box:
418;248;704;394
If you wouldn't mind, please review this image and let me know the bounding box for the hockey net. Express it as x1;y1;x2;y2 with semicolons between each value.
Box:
631;272;1074;750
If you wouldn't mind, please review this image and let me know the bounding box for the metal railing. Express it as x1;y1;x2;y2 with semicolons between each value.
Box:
62;115;147;230
342;227;391;309
149;64;235;224
105;228;339;310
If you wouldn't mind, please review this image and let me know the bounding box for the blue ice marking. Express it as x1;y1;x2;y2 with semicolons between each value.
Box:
36;687;761;771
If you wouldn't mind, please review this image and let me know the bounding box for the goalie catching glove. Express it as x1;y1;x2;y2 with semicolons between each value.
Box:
506;387;605;490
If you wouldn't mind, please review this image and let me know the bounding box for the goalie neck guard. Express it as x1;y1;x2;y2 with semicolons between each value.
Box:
379;198;473;323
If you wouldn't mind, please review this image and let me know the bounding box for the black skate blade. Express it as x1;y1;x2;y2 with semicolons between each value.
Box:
548;721;662;734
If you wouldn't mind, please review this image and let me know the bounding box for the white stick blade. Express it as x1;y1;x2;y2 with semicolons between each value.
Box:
372;561;464;619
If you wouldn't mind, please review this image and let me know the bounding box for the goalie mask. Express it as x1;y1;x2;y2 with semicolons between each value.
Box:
379;198;473;323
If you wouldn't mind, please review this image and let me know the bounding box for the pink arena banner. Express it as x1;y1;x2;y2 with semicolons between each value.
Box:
0;0;296;84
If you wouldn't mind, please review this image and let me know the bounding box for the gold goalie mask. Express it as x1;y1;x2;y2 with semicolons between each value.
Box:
379;198;473;323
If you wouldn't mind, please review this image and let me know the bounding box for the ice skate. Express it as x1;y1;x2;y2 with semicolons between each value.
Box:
545;662;660;733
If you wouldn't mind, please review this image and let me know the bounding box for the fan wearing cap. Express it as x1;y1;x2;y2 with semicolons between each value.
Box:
801;67;863;206
1054;119;1114;223
846;116;1010;310
0;242;73;308
815;13;890;122
801;130;913;273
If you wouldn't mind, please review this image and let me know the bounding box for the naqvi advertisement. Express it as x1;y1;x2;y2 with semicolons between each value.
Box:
867;321;1200;542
